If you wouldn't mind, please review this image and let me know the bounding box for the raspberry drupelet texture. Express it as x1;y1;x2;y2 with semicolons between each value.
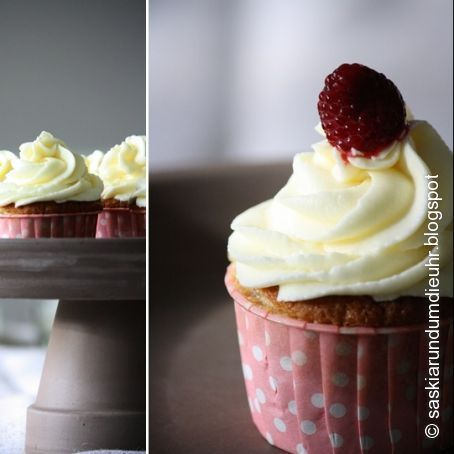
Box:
318;63;407;156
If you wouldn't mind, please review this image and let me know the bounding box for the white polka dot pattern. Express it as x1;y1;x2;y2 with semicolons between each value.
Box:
288;400;297;416
360;435;374;450
329;403;346;418
332;372;349;387
300;420;316;435
357;374;366;390
291;350;307;366
248;397;254;413
280;356;293;372
252;345;264;362
310;393;324;408
242;364;253;381
268;376;278;392
274;417;286;433
229;290;453;454
329;433;344;448
265;432;273;445
256;388;266;404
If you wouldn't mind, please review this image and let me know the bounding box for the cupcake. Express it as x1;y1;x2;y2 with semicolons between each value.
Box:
0;131;103;238
226;64;453;453
85;135;146;238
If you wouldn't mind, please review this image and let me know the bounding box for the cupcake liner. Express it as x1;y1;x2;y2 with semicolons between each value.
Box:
0;212;99;238
96;208;146;238
225;267;453;453
131;209;146;237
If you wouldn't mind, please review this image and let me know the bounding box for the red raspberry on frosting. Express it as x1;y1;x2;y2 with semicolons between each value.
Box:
318;63;407;157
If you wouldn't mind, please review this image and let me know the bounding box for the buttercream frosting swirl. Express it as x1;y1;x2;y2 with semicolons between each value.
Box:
86;135;146;208
228;121;453;301
0;150;17;181
0;131;103;207
84;149;104;176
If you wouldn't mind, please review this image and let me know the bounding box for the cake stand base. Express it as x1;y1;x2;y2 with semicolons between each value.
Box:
25;299;145;454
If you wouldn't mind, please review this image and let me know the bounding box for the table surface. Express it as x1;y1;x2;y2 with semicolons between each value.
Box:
150;270;283;454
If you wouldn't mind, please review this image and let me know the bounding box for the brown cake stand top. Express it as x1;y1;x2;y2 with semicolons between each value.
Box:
0;238;145;300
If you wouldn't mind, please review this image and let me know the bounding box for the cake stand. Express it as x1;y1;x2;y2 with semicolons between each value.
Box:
0;238;146;454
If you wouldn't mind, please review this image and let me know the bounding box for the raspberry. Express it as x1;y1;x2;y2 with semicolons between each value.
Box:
318;63;407;157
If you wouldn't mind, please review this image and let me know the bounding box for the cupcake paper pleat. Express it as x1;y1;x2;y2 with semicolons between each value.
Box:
0;213;98;238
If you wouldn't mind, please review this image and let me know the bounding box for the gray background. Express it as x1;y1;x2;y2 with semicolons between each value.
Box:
150;0;453;170
0;0;146;154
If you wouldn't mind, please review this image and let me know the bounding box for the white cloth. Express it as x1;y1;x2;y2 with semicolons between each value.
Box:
0;346;44;454
0;346;144;454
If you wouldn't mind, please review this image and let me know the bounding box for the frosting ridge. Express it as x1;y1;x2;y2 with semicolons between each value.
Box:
0;150;17;181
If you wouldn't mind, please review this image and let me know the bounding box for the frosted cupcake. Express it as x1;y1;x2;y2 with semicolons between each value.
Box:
85;135;146;237
226;64;453;453
0;131;102;238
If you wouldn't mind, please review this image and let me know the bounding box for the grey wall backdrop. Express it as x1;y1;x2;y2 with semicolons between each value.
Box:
150;0;453;170
0;0;146;154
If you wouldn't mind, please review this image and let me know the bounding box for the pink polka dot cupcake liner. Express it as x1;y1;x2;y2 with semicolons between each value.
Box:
0;212;99;238
225;267;453;453
96;208;146;238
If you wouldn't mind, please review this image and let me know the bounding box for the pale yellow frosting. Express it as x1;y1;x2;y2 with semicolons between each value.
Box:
228;121;453;301
0;150;17;181
84;149;104;176
0;131;103;207
85;135;146;208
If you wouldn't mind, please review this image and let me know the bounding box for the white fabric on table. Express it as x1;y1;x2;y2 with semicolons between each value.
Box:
0;346;144;454
0;346;44;454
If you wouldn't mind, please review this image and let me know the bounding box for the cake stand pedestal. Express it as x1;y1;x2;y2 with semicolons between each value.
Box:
0;238;146;454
